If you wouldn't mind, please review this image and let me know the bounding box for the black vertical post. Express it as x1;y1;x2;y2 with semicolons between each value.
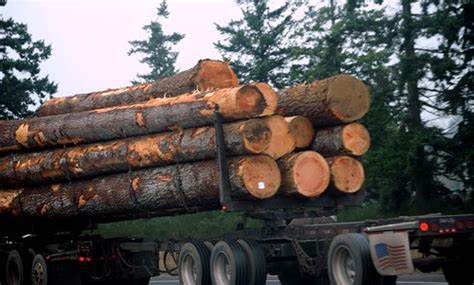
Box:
214;105;232;210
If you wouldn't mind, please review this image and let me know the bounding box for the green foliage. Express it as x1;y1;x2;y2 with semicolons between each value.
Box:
128;0;184;84
94;211;261;240
0;17;57;119
214;0;299;88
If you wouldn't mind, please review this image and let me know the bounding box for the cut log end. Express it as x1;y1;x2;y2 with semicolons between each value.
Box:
253;83;277;116
289;151;330;197
327;156;365;193
285;116;315;148
328;75;370;122
342;123;371;156
238;155;281;199
262;115;296;159
231;83;277;119
197;60;239;90
240;119;272;154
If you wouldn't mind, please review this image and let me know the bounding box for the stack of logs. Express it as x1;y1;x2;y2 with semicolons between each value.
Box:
0;59;371;221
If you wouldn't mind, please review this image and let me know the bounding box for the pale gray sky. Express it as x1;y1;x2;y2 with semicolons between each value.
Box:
1;0;242;97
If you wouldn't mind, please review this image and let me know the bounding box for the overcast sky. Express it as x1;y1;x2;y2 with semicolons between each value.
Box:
1;0;242;97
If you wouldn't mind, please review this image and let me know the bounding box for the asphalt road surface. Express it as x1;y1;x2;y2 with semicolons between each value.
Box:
149;272;448;285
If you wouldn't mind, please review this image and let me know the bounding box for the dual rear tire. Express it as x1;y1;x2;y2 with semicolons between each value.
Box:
178;239;266;285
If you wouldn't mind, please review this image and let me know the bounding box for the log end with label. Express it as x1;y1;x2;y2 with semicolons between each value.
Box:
327;156;365;194
261;115;296;159
278;151;330;198
312;122;370;156
236;155;281;199
285;116;315;148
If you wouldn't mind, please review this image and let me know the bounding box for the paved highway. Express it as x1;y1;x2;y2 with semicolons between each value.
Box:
149;272;448;285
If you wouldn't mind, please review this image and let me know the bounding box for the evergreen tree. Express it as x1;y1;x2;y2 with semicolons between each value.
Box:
214;0;299;88
0;17;57;119
299;0;472;213
128;0;184;84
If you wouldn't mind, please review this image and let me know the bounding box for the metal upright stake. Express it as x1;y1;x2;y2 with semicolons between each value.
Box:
214;105;232;210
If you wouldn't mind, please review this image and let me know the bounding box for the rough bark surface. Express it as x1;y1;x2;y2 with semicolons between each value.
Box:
312;123;370;156
278;151;329;198
0;155;280;220
261;115;296;159
0;83;276;153
285;116;315;148
326;156;365;194
37;59;239;116
0;119;271;185
277;74;370;127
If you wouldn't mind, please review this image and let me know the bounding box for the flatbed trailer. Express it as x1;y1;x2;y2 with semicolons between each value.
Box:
1;108;473;285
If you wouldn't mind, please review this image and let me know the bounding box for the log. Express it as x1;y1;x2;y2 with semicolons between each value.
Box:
278;151;330;198
0;155;281;219
37;59;239;116
277;74;370;127
0;119;272;185
326;156;365;194
0;83;277;153
285;116;315;148
312;122;370;156
261;115;296;159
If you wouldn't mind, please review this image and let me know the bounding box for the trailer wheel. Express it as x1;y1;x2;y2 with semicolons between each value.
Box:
210;240;247;285
328;233;393;285
237;239;266;285
6;250;24;285
31;254;48;285
178;241;211;285
442;261;474;285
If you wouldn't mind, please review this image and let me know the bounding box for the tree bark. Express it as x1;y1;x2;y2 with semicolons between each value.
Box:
0;83;276;153
326;156;365;194
278;151;330;198
0;155;281;220
312;123;370;156
37;59;239;116
0;119;272;186
285;116;314;148
277;74;370;127
261;115;296;159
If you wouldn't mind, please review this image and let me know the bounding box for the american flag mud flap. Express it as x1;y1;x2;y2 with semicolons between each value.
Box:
367;231;414;275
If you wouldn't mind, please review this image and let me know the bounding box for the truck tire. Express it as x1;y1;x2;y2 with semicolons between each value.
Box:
178;241;211;285
327;233;396;285
30;254;48;285
210;240;247;285
237;239;266;285
6;250;25;285
442;261;474;285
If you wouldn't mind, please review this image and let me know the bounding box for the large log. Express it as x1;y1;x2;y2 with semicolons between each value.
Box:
285;116;315;148
37;59;239;116
277;74;370;127
0;119;272;185
0;155;281;219
261;115;296;159
312;122;370;156
278;151;330;198
0;83;277;153
326;156;365;194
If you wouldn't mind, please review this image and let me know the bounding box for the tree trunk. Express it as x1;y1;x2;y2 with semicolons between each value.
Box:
0;155;281;220
312;123;370;156
0;119;272;186
0;83;276;153
278;151;330;198
277;74;370;127
37;59;239;116
326;156;365;194
285;116;315;149
261;115;296;159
